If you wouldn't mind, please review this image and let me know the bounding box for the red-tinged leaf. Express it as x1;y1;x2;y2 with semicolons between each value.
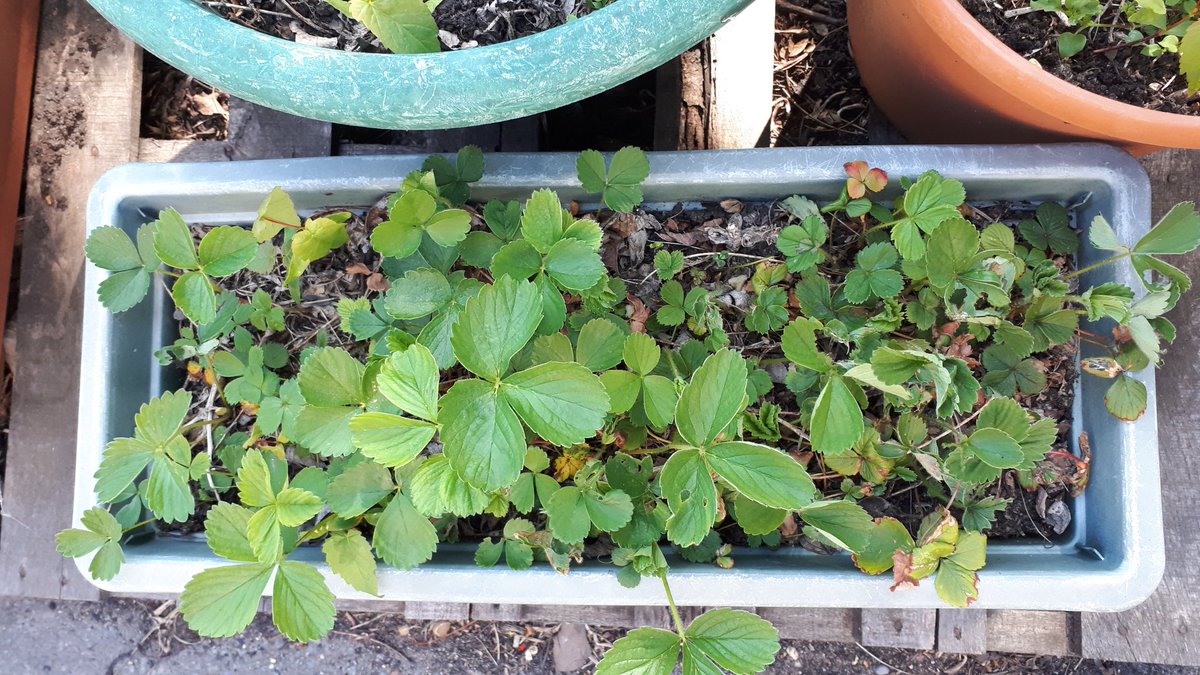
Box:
847;178;866;200
844;160;869;181
864;167;889;192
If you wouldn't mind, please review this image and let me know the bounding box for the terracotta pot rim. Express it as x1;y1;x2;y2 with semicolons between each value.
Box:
921;0;1200;145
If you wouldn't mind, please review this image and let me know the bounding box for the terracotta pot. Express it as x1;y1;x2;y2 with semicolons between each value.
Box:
0;0;40;362
847;0;1200;155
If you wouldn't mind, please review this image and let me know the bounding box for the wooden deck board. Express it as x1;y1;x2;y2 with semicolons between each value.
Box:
0;0;141;601
1080;149;1200;667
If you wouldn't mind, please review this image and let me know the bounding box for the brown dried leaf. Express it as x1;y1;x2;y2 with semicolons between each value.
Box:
890;550;919;592
627;294;650;334
366;273;391;293
345;262;372;276
720;199;744;214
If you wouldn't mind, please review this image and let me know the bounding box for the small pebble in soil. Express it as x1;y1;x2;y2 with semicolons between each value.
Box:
875;665;891;675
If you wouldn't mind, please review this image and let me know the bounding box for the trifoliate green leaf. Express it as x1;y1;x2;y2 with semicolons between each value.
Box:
325;461;394;518
577;146;650;213
291;216;349;273
844;242;903;303
1105;374;1148;421
440;379;525;491
424;209;472;249
179;562;274;638
484;199;522;240
55;506;126;581
272;561;335;643
898;171;966;235
810;374;863;455
744;286;789;334
373;492;437;570
674;349;748;447
154;208;199;270
173;271;217;325
654;249;685;280
595;627;681;675
385;268;452;320
348;0;440;54
706;441;816;510
684;608;780;675
451;276;542;381
1023;296;1078;350
198;226;258;277
491;239;542;280
1018;202;1078;254
777;215;828;272
501;362;609;447
422;145;484;205
981;344;1046;396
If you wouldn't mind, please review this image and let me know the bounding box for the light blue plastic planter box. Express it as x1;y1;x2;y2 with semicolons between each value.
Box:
85;0;754;129
74;145;1162;611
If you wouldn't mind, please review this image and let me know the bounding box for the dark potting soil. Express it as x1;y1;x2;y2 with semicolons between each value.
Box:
199;0;594;53
960;0;1198;116
141;53;229;141
159;196;1082;549
773;0;871;146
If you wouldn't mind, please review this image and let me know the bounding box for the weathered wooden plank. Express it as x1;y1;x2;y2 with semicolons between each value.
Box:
989;610;1078;656
937;609;986;654
404;601;471;621
138;98;331;162
654;0;774;150
470;603;637;626
860;609;936;650
755;608;858;642
0;0;141;601
1081;149;1200;667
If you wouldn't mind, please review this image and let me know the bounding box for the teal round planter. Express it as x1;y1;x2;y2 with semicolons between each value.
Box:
86;0;753;130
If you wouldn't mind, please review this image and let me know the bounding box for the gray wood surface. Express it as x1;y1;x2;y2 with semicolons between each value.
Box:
653;0;773;151
1080;149;1200;667
860;609;936;650
990;610;1078;656
756;608;858;642
0;0;141;601
138;98;331;162
403;601;470;621
936;609;986;654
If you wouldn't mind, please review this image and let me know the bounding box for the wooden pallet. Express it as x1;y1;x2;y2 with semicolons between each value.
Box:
4;0;1198;664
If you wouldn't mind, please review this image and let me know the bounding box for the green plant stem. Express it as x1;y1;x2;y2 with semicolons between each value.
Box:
123;518;157;533
659;573;687;637
157;269;182;279
177;417;228;436
1062;252;1132;280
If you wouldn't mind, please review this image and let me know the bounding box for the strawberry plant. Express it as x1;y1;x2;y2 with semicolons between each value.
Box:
1030;0;1200;94
63;146;1197;672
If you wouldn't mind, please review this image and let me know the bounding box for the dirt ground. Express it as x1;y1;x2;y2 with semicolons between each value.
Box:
1;597;1195;675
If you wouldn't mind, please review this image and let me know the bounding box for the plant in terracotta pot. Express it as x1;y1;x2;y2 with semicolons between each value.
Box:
847;0;1200;153
83;0;753;129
